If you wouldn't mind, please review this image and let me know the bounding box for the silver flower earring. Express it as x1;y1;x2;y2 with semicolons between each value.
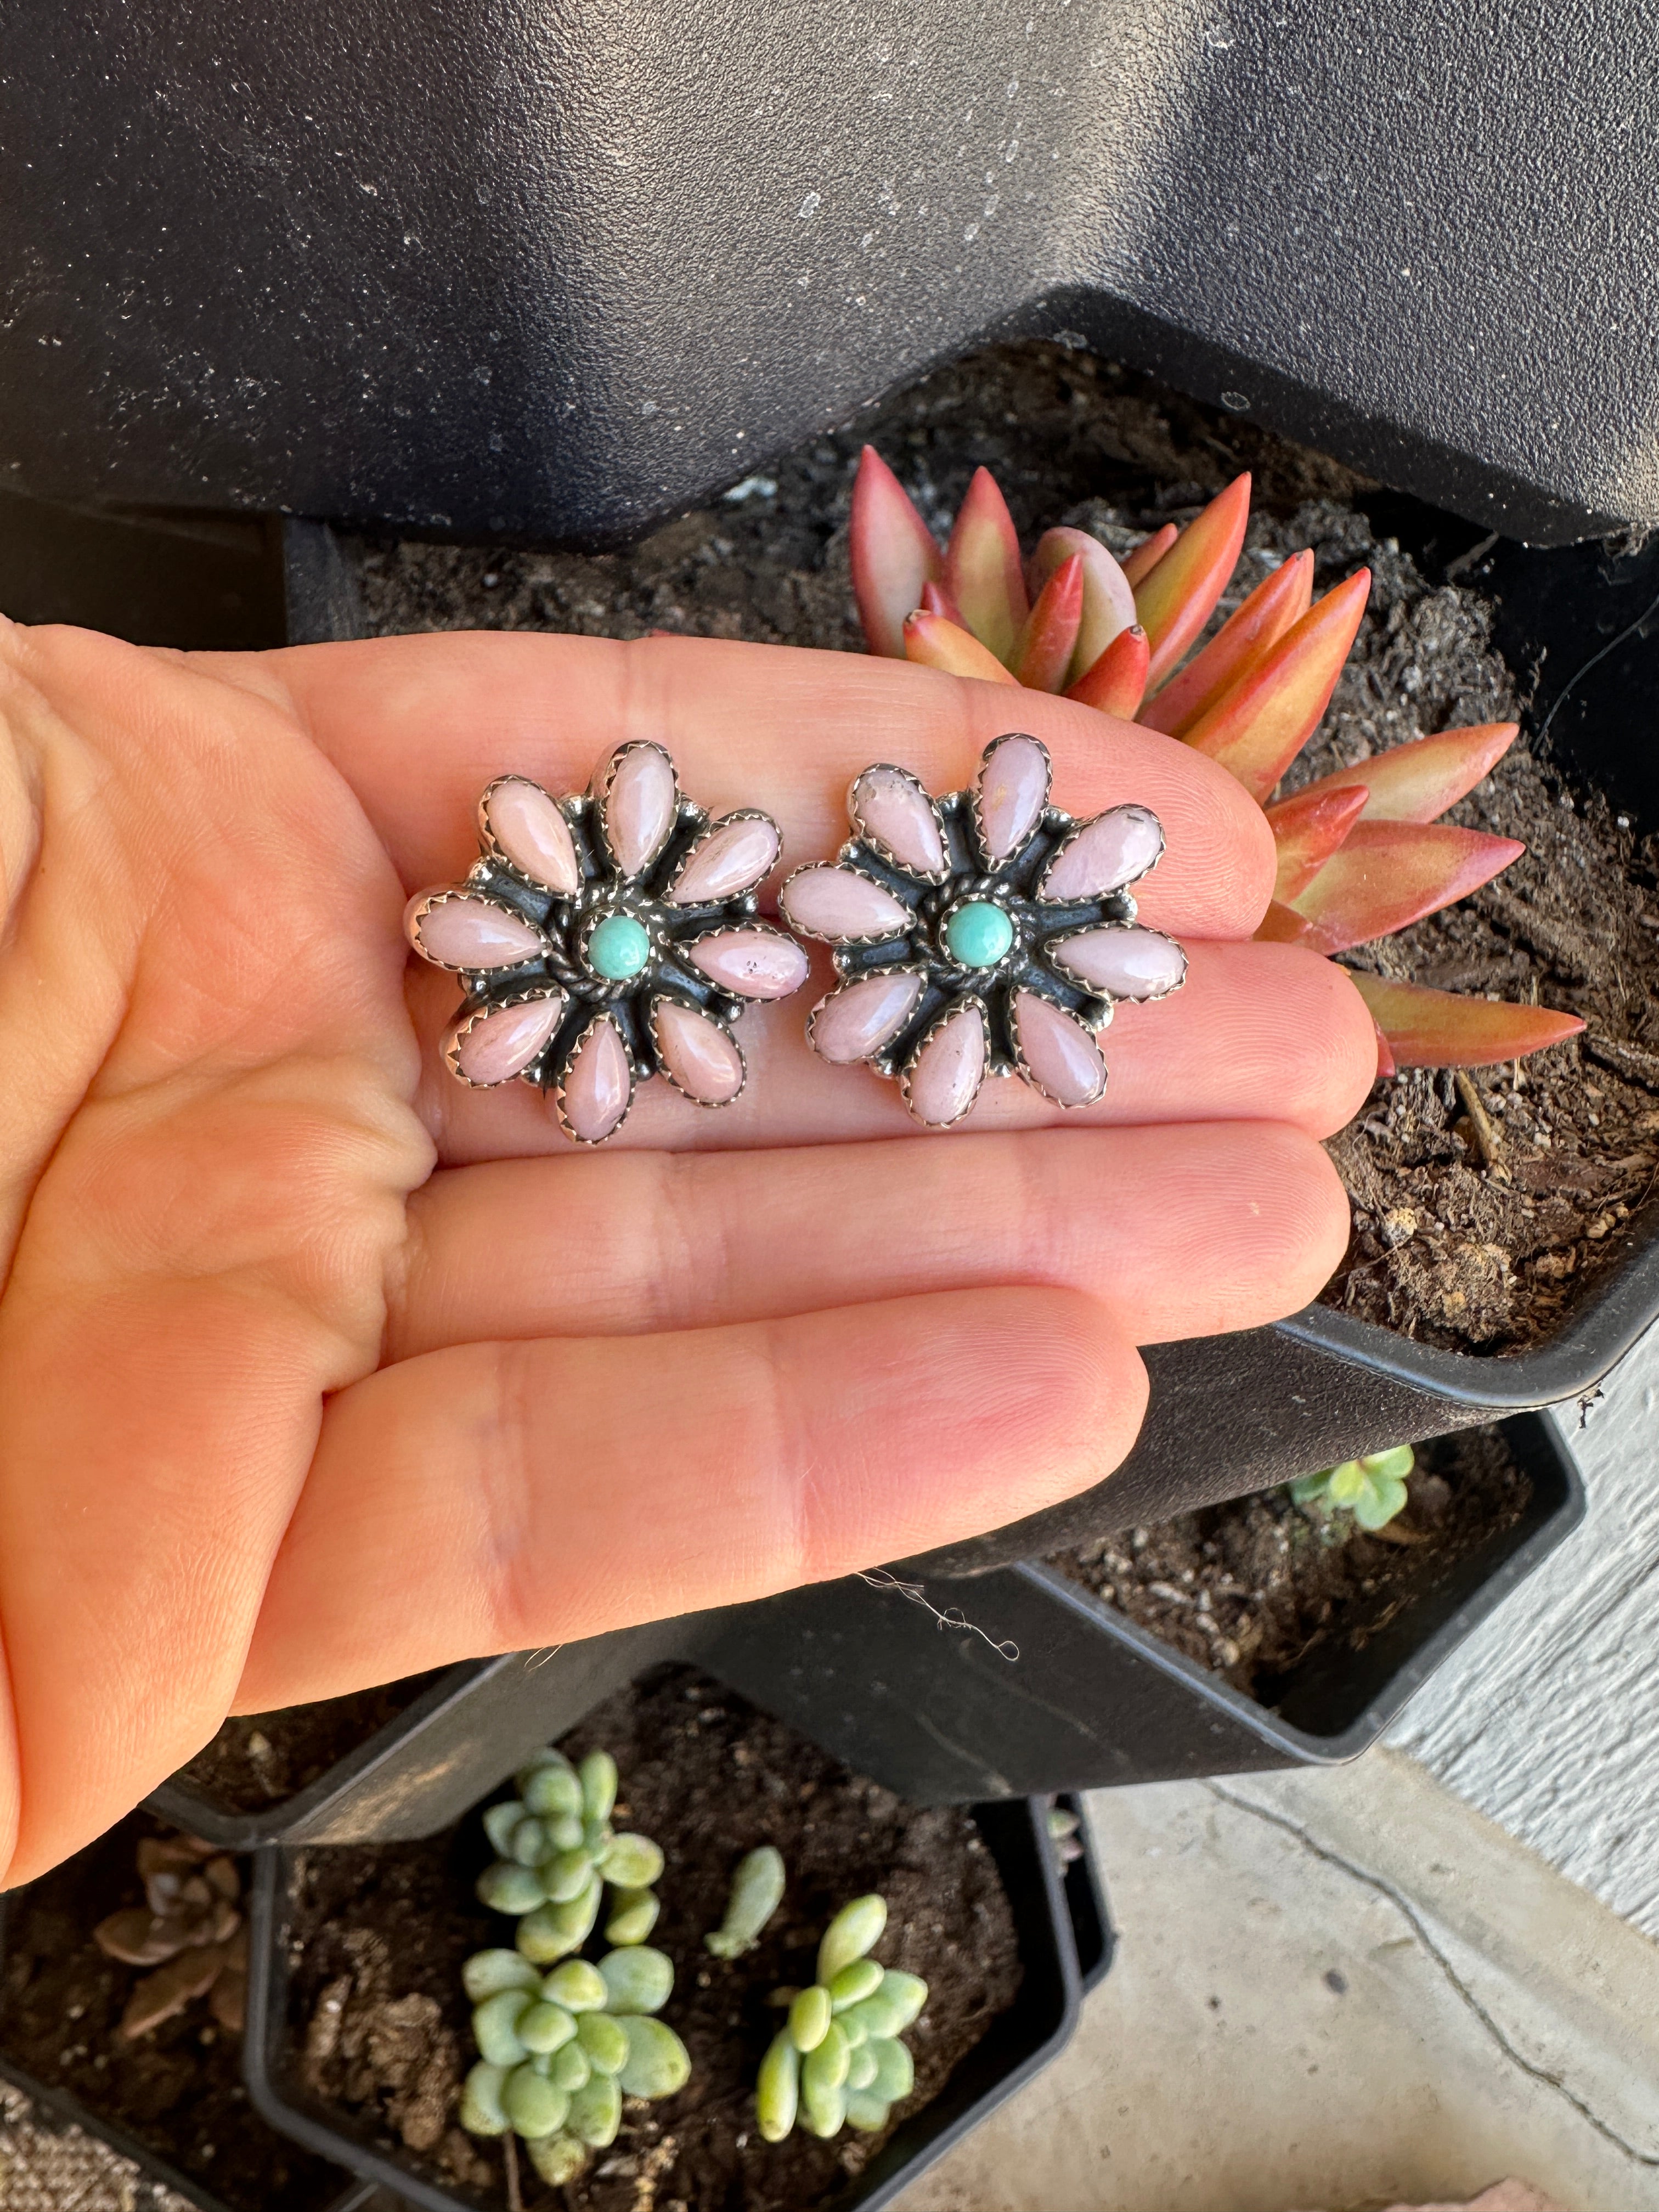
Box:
780;732;1186;1128
405;744;807;1143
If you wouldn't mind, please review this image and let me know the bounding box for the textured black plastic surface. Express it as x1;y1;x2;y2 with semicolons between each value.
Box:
5;3;1657;545
145;1621;694;1849
706;1414;1584;1801
244;1750;1082;2211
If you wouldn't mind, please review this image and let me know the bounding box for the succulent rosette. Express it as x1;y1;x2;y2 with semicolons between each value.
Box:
405;742;808;1143
781;732;1186;1128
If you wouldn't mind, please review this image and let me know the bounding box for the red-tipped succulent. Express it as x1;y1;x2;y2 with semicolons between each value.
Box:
848;445;1584;1074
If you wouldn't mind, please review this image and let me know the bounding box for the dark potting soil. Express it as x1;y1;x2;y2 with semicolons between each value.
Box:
287;1667;1022;2212
176;1672;444;1812
0;1811;343;2212
1054;1426;1531;1704
347;340;1659;1358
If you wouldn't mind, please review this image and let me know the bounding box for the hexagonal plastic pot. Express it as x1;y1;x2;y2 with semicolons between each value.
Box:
240;1686;1090;2212
696;1413;1585;1801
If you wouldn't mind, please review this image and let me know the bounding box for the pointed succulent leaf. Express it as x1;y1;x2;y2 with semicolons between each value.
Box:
1028;527;1137;683
1139;549;1315;736
1345;970;1585;1069
1133;474;1252;690
1183;569;1372;802
1290;723;1520;824
1265;785;1370;903
1373;1018;1398;1079
1252;900;1313;944
1120;521;1179;589
706;1844;786;1959
850;446;943;657
758;2029;801;2142
918;577;965;624
1065;623;1149;717
1009;552;1085;691
1290;821;1524;953
944;465;1029;661
902;610;1020;683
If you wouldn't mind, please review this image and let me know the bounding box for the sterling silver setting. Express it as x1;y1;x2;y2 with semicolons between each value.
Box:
781;733;1186;1128
404;744;806;1143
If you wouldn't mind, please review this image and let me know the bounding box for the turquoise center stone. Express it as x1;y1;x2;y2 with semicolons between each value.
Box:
588;912;651;980
945;900;1014;969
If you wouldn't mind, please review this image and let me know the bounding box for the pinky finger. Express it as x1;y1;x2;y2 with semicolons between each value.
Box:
237;1288;1147;1709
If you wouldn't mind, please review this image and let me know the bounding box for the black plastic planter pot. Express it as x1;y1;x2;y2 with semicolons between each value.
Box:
697;1414;1585;1801
7;2;1659;546
146;1617;699;1849
243;1771;1085;2212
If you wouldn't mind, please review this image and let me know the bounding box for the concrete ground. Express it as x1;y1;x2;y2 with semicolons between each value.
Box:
896;1753;1659;2212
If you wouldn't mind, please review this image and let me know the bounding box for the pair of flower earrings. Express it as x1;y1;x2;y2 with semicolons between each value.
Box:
405;733;1187;1143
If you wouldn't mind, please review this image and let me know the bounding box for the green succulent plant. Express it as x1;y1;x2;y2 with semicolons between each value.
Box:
475;1746;664;1960
705;1845;786;1959
459;1743;690;2190
755;1895;927;2143
1290;1445;1415;1531
458;1943;691;2186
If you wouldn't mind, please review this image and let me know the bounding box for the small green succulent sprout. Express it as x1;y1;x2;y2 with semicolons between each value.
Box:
1291;1445;1415;1532
706;1844;786;1959
473;1746;665;1963
754;1894;926;2145
459;1938;689;2179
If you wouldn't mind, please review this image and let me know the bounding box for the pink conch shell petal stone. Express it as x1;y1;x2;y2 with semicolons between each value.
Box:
1051;926;1186;1000
809;971;926;1064
904;1003;988;1127
1039;805;1164;901
685;927;810;1000
407;893;545;969
449;994;565;1085
654;1000;745;1104
668;815;780;905
561;1019;632;1142
1014;991;1107;1107
850;767;946;876
601;744;678;876
483;778;579;895
976;735;1051;861
780;866;911;941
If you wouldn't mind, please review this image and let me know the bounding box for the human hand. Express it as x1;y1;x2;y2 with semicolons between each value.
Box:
0;618;1373;1880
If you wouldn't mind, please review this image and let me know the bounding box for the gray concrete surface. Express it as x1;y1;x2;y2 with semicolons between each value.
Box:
898;1754;1659;2212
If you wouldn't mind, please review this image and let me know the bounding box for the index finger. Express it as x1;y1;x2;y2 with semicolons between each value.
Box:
269;630;1274;941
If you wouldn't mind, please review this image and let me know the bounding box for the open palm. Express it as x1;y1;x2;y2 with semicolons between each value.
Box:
0;616;1373;1882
